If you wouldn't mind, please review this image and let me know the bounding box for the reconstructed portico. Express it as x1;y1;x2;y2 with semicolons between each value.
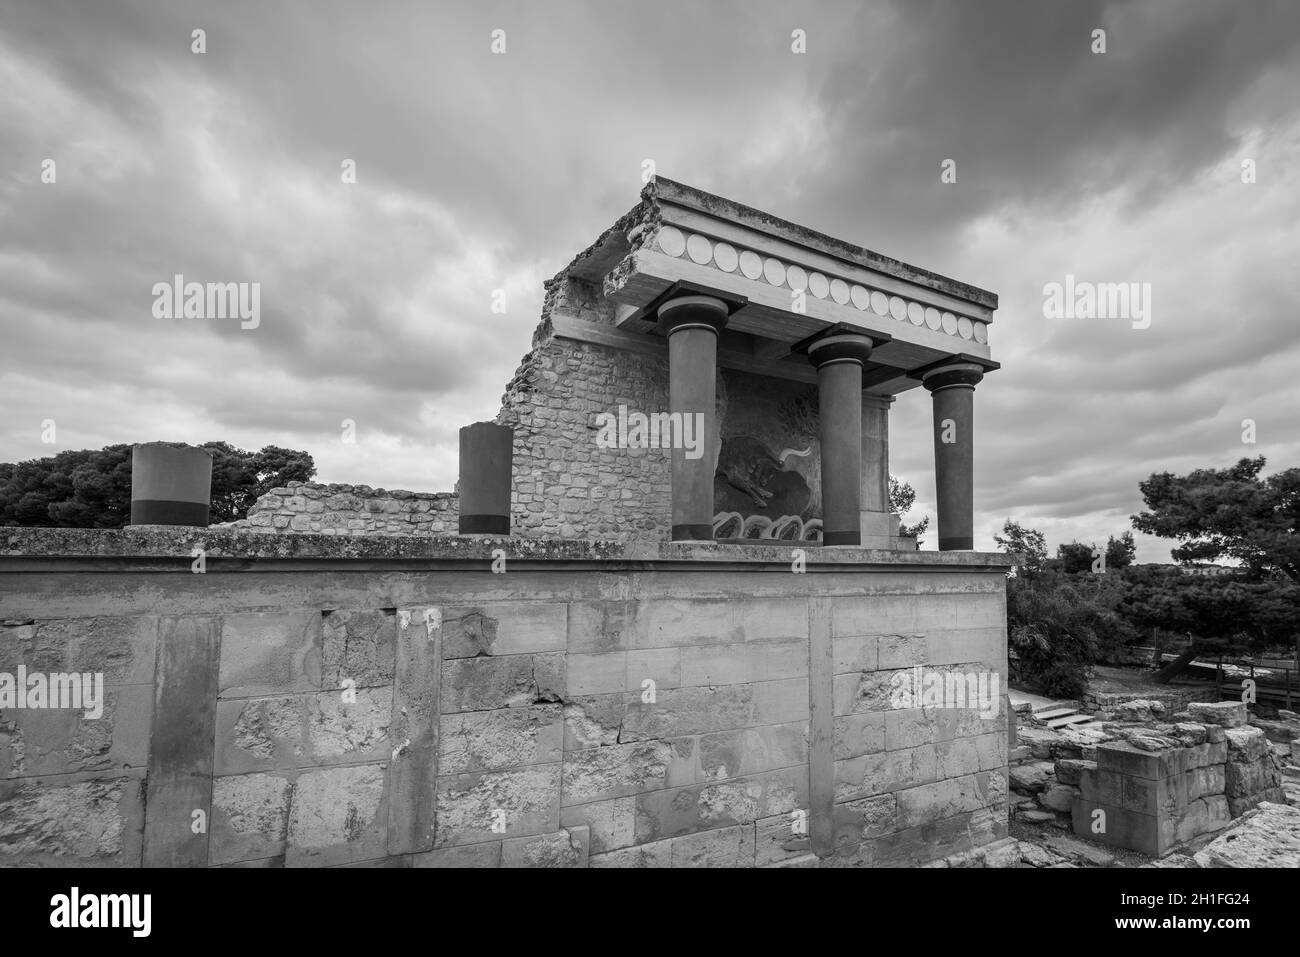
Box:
521;176;1000;548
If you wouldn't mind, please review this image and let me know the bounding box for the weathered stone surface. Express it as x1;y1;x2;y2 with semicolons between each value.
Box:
502;826;589;867
0;775;143;865
1010;761;1053;793
833;712;884;760
435;764;562;846
440;705;563;774
833;793;897;846
755;811;812;865
1;684;152;777
670;823;756;867
589;840;671;868
1188;701;1247;728
1224;725;1268;762
286;764;387;866
562;740;681;804
1046;834;1114;866
2;617;159;686
634;766;805;843
1017;840;1063;867
439;603;566;658
440;653;565;712
219;612;322;697
322;609;395;687
411;842;502;867
560;796;636;853
1040;784;1079;813
210;772;291;865
216;689;392;772
1193;802;1300;867
1054;759;1094;786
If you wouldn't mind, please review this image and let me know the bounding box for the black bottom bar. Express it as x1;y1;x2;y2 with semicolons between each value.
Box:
459;514;510;534
130;499;208;526
671;523;714;541
822;529;861;546
939;536;974;550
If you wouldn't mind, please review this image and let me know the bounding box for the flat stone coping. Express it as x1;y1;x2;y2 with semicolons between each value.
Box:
0;526;1013;569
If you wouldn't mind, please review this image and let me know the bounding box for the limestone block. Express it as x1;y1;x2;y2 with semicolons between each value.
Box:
835;745;937;802
321;609;396;688
833;712;885;760
218;612;322;698
832;793;898;846
1188;701;1247;728
697;722;808;781
439;603;566;658
210;772;291;865
285;763;387;867
1225;725;1268;762
634;766;806;844
561;739;686;804
439;705;564;774
565;653;627;695
0;773;144;866
669;823;757;867
560;796;636;853
501;826;589;867
434;764;562;846
1;684;152;777
679;639;806;687
1194;802;1300;867
589;840;671;868
12;617;160;686
440;653;565;713
1009;761;1053;793
410;842;502;867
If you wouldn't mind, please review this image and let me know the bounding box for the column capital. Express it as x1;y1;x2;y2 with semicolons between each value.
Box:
920;361;985;393
657;294;730;337
794;324;890;371
861;392;895;410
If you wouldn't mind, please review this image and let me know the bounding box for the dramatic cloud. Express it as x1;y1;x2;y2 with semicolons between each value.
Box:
3;0;1298;560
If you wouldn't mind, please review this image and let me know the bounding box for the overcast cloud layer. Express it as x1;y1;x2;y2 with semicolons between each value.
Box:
3;0;1299;560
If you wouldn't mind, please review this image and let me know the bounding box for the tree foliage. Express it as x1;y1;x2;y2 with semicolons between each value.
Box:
889;476;930;542
0;443;316;527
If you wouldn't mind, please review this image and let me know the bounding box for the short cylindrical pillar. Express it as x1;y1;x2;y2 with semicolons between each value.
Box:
660;295;728;541
808;334;875;546
459;422;514;535
922;363;985;550
130;442;213;526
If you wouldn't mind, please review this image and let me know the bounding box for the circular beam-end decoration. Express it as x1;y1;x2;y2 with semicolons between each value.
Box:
973;321;988;344
686;233;713;265
941;311;958;335
924;306;941;330
739;250;763;279
808;272;830;299
957;316;973;339
921;361;985;393
850;285;870;310
785;264;808;290
870;290;890;316
806;333;874;369
713;242;738;272
657;225;686;257
763;257;787;286
907;301;925;325
657;294;730;336
889;296;907;321
829;278;850;304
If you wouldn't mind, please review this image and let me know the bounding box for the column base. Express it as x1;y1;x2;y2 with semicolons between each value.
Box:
672;524;714;541
822;530;861;546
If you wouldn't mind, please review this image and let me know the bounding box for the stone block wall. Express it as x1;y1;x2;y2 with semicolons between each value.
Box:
1068;702;1286;857
0;528;1012;868
221;482;459;536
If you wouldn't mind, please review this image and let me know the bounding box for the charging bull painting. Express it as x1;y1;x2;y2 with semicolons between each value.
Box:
713;435;821;541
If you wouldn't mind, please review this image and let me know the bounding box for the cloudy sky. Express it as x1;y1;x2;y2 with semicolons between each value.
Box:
3;0;1298;559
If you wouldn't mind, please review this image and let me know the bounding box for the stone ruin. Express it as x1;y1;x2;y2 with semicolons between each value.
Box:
2;177;1023;869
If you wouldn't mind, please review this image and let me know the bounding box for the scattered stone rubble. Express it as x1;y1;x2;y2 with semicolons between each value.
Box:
1008;698;1298;867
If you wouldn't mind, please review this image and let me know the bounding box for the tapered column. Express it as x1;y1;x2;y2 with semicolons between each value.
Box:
130;442;212;526
659;295;728;541
807;334;875;546
860;393;894;547
921;362;985;550
459;422;514;535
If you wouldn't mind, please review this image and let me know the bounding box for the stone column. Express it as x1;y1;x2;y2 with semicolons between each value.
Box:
130;442;212;526
807;334;875;546
659;295;729;541
921;362;985;550
860;393;894;548
458;422;514;535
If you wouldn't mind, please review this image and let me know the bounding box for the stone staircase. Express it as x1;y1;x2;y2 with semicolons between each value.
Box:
1033;702;1105;732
